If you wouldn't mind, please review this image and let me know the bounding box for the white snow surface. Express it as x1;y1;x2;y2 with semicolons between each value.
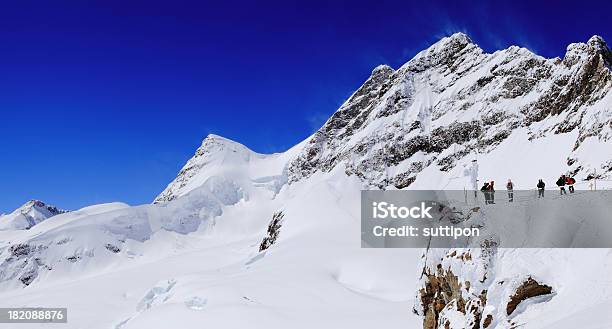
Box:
2;133;610;328
0;167;422;329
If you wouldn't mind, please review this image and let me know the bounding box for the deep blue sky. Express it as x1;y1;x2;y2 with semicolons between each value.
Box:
1;0;610;212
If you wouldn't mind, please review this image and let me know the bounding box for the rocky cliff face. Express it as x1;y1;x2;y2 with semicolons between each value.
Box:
415;247;558;329
287;33;612;189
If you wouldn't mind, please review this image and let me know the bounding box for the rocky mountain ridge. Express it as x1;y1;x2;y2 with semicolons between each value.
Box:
157;33;611;198
287;33;612;189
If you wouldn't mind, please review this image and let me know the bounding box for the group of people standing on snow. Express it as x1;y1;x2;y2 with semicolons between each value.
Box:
556;174;576;194
480;179;515;204
480;180;496;204
480;175;576;204
539;175;576;197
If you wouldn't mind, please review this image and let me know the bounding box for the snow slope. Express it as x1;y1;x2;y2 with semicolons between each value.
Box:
0;167;423;329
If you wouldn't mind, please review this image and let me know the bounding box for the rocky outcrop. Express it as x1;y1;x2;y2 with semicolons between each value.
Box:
506;277;552;316
259;211;284;252
416;248;492;329
0;243;48;286
416;247;555;329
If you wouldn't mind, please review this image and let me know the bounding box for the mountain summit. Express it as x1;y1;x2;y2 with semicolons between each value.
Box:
154;134;260;203
0;200;67;230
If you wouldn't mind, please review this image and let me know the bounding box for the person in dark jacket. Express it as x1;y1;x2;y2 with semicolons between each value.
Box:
506;179;514;202
537;179;545;198
481;182;491;204
565;176;576;193
556;175;567;195
489;181;495;204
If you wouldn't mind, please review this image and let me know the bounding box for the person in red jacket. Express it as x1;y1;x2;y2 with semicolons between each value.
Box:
565;176;576;193
506;179;514;202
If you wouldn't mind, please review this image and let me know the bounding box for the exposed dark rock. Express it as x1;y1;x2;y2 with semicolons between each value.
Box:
502;76;536;98
483;314;493;328
56;238;71;245
376;88;412;118
19;269;37;286
419;266;465;329
105;244;121;253
10;244;31;257
437;149;471;172
479;130;511;150
390;173;416;189
259;212;285;252
506;277;553;316
66;255;81;263
569;166;582;176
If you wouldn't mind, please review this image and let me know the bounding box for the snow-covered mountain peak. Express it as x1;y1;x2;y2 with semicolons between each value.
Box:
433;32;474;49
16;200;66;217
154;134;259;203
288;33;612;189
0;199;67;230
564;35;612;67
588;35;612;67
154;133;297;203
401;32;482;73
587;35;608;51
196;133;255;157
201;133;241;144
371;64;394;78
